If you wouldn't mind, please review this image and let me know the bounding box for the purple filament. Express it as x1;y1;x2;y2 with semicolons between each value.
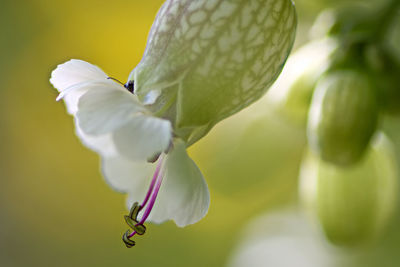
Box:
139;168;164;224
139;159;162;212
129;156;165;238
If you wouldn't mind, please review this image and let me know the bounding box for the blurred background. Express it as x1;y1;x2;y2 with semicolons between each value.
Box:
1;0;400;266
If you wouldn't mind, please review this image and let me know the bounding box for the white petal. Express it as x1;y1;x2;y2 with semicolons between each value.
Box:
50;59;108;90
50;59;109;114
113;116;172;161
75;125;118;157
101;156;154;194
76;85;145;135
146;140;210;227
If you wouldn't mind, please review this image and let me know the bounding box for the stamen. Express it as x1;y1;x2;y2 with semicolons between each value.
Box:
140;158;162;211
124;202;147;235
138;166;164;224
125;80;135;94
122;155;165;247
107;77;135;94
128;163;164;238
123;230;136;248
107;77;125;86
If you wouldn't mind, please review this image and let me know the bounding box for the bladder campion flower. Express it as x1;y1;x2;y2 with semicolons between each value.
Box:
50;0;296;247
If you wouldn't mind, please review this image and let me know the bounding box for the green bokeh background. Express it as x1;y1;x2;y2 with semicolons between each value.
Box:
1;0;398;266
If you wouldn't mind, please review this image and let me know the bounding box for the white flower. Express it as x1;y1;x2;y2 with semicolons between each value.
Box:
50;0;297;247
50;59;210;246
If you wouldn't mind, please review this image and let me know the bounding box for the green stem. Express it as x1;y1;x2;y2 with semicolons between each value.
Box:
376;0;400;42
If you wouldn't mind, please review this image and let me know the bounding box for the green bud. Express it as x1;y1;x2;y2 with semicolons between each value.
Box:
307;70;379;166
129;0;297;145
300;133;399;246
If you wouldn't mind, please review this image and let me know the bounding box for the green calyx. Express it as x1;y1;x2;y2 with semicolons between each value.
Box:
130;0;297;144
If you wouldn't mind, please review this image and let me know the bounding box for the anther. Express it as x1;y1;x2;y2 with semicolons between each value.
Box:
122;230;136;248
121;155;165;248
128;202;141;219
124;80;135;94
124;202;147;235
107;77;135;94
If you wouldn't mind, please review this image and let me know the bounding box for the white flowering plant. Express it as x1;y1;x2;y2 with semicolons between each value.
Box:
50;0;296;247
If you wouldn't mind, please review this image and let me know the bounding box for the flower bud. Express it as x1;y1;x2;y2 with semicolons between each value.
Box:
299;133;399;246
307;70;379;166
129;0;297;144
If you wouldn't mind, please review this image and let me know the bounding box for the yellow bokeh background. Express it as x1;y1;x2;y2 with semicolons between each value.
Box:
1;0;399;266
0;1;304;265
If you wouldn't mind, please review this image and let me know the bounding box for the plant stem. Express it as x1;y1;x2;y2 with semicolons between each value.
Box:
376;0;400;42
